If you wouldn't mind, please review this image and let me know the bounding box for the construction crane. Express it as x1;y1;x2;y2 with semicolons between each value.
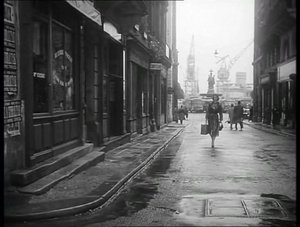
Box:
214;40;253;82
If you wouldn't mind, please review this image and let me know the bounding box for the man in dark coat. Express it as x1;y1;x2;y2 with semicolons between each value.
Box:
233;101;244;131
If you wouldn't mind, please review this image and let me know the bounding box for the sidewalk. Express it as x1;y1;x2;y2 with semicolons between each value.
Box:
243;121;296;137
4;123;186;222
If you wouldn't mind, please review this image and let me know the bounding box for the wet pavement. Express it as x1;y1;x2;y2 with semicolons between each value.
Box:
7;113;296;226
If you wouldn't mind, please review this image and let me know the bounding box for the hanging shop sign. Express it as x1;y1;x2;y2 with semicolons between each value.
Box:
66;0;102;26
4;100;22;137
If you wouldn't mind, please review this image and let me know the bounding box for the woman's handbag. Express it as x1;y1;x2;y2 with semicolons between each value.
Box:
219;122;223;131
201;119;209;135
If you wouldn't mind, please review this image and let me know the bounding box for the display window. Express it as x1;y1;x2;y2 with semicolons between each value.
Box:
52;23;74;111
32;18;75;113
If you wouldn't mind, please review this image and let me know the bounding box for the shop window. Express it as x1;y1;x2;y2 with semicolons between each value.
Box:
52;23;74;111
108;42;122;76
161;78;166;114
33;20;49;113
283;40;289;61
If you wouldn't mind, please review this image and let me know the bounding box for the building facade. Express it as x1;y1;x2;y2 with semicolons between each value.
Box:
253;0;296;127
4;0;177;187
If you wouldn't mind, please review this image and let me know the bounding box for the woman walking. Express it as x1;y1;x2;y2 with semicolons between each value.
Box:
178;105;185;124
206;94;223;148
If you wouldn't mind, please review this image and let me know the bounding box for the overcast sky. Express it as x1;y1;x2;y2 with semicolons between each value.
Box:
176;0;254;93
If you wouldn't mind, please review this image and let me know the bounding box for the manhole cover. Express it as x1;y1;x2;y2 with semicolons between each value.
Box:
205;198;287;218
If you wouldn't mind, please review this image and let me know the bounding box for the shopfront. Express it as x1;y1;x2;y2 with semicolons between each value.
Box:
127;40;151;134
277;58;296;127
18;1;102;167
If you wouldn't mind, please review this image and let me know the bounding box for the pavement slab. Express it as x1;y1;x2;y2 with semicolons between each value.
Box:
4;124;185;221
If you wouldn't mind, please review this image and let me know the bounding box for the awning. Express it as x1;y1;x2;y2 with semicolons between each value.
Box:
66;0;101;26
277;58;296;82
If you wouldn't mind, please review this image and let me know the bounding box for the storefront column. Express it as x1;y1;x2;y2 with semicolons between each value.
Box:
19;1;34;167
149;71;156;132
126;62;134;133
155;72;161;130
122;48;127;134
80;20;86;145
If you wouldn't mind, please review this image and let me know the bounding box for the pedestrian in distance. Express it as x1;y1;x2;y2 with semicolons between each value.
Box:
178;105;185;124
184;106;189;120
228;104;235;130
249;105;253;122
173;107;179;123
206;94;223;148
233;101;244;131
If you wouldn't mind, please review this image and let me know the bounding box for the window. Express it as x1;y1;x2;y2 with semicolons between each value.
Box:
33;20;49;113
33;16;75;113
108;42;122;76
283;40;289;61
52;23;74;111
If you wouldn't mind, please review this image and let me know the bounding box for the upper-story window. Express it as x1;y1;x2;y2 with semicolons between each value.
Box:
283;40;290;61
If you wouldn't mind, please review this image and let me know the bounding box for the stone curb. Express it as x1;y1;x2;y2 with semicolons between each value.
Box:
244;122;296;138
5;127;185;221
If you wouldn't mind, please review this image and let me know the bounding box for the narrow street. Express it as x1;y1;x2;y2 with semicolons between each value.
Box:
20;113;296;227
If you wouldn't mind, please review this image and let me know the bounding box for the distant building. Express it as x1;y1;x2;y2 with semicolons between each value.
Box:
235;72;247;88
216;71;252;103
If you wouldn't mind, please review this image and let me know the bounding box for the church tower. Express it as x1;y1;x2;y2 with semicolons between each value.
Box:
184;35;199;98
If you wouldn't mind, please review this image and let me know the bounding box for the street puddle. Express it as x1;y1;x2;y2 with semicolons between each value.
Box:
88;145;178;223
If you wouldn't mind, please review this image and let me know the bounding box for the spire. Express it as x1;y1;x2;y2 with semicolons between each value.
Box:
187;35;195;80
189;35;195;57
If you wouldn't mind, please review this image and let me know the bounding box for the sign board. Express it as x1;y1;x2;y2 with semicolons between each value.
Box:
278;59;296;82
260;75;270;85
66;0;102;26
103;21;121;42
150;63;162;71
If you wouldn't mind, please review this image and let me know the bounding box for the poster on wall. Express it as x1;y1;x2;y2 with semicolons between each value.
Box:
4;0;21;137
4;100;22;137
4;0;18;96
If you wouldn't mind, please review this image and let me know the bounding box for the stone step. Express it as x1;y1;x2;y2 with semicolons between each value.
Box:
10;143;94;186
17;150;105;195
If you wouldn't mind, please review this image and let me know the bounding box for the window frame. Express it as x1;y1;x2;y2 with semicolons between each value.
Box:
32;13;76;115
